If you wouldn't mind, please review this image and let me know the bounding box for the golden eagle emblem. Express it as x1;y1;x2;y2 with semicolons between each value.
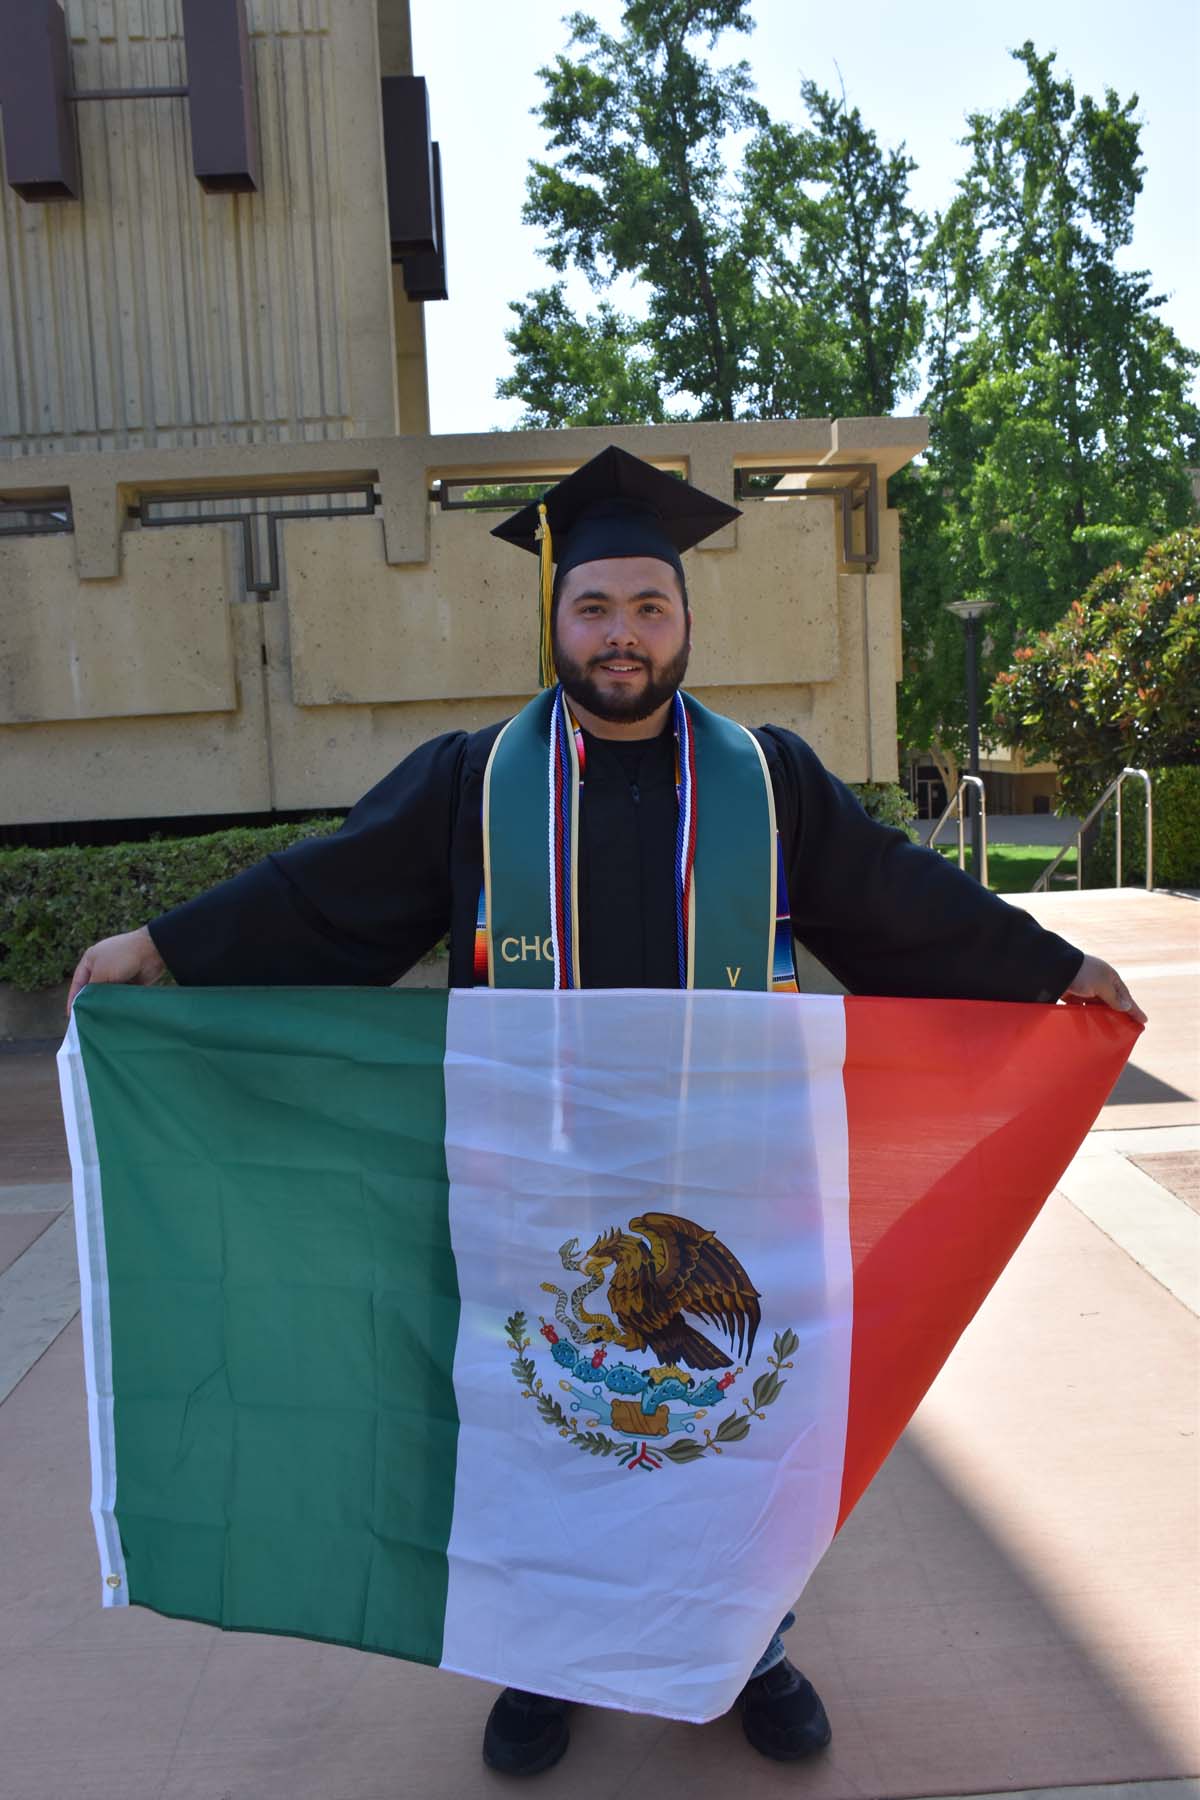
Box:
581;1212;760;1370
507;1212;795;1473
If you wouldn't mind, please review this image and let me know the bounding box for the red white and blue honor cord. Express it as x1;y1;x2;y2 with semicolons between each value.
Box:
671;692;697;988
549;686;695;990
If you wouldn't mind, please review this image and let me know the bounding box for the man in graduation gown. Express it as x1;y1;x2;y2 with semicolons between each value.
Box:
69;445;1143;1777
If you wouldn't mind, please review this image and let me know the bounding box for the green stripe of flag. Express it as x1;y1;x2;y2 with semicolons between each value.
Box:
72;985;459;1663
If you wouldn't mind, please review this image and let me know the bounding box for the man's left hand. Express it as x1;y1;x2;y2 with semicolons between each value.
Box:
1063;953;1147;1025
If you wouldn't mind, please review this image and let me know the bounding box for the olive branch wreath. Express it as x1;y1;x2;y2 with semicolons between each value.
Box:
505;1311;797;1468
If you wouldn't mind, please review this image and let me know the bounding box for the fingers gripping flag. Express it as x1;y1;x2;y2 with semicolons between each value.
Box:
59;987;1135;1723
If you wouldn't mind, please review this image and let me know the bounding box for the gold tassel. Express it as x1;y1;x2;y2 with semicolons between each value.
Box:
536;501;557;688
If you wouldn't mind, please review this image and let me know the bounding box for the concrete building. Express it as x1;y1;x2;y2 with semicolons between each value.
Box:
0;0;927;832
906;747;1061;822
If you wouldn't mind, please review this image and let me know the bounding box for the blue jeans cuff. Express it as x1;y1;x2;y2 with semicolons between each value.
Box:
748;1609;796;1680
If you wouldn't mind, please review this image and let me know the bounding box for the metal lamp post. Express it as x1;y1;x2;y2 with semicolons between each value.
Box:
946;599;996;882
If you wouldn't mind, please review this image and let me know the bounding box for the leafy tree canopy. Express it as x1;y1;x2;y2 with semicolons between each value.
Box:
501;20;1199;790
738;80;926;415
897;43;1199;785
989;526;1200;812
927;44;1198;609
499;2;926;424
500;285;667;429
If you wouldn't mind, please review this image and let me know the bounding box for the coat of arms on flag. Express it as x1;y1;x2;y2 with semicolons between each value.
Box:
59;984;1136;1722
509;1216;795;1471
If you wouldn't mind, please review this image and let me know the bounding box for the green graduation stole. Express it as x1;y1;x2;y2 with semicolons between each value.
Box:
478;686;795;992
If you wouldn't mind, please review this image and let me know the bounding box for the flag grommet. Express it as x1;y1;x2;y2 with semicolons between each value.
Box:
105;1574;122;1589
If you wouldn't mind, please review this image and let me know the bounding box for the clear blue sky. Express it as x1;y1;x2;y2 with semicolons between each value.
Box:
410;0;1199;434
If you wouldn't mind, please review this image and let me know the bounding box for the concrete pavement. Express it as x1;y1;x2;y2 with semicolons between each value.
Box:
0;888;1195;1800
1010;888;1198;1132
1005;887;1199;1316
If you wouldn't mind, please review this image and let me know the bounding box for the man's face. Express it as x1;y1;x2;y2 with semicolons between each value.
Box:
552;556;691;724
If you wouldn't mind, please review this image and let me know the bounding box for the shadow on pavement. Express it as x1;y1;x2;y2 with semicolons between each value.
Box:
1105;1061;1193;1107
0;1318;1193;1800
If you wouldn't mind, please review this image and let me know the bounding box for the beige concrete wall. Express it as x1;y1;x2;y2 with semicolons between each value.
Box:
0;418;927;823
1;603;273;821
391;272;431;437
279;494;838;707
0;0;403;456
0;526;237;724
0;6;926;832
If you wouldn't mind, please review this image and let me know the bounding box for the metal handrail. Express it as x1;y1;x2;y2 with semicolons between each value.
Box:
926;776;988;887
1032;767;1153;893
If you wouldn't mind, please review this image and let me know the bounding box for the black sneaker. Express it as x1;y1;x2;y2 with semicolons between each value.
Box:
737;1657;832;1761
482;1687;572;1777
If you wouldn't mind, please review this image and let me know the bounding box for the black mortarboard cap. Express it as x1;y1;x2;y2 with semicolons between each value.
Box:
490;445;741;685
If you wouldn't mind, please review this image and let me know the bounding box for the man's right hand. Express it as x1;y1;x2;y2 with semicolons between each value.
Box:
67;926;166;1014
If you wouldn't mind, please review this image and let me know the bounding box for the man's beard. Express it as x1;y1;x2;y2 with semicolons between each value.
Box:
552;635;692;724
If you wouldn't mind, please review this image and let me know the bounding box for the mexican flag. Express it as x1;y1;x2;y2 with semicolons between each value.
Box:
59;986;1134;1723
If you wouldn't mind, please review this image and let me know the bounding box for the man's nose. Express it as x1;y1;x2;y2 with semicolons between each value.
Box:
604;612;639;645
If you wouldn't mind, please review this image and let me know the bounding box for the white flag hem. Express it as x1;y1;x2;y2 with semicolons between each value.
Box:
57;1010;128;1609
435;1653;764;1726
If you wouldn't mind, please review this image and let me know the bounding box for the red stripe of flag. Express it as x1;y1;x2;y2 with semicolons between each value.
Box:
836;998;1138;1530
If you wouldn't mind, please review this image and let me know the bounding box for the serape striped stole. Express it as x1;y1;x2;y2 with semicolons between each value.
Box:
477;687;798;993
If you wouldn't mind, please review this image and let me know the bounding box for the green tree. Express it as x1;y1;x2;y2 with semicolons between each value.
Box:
500;285;667;428
502;23;1199;814
500;5;926;426
738;82;926;415
891;464;974;803
989;527;1200;813
505;1;764;424
901;45;1199;787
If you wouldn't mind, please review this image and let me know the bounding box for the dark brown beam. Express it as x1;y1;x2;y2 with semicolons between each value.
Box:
381;75;437;258
181;0;259;194
0;0;80;202
401;142;447;302
67;86;188;101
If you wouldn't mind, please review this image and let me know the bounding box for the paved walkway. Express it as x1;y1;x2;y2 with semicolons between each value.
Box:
1010;889;1198;1133
0;890;1196;1800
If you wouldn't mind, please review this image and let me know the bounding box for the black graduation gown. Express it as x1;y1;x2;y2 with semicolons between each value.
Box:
148;721;1083;1003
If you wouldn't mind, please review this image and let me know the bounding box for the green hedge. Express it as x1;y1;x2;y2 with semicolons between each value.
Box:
0;820;342;992
1083;765;1200;889
0;780;916;994
851;781;919;839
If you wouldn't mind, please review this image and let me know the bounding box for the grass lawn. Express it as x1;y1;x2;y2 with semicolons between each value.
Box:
936;842;1078;895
